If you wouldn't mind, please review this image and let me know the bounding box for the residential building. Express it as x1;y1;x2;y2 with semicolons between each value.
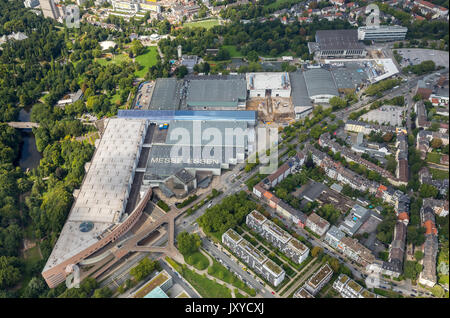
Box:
293;287;314;298
338;204;370;237
306;212;330;236
333;274;377;298
246;210;309;264
418;203;438;287
222;229;285;287
304;263;333;295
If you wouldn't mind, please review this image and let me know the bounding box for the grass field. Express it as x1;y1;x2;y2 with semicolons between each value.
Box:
182;267;232;298
134;46;159;78
183;19;221;30
427;152;442;164
430;168;448;180
265;0;298;9
207;259;256;296
96;53;130;66
222;45;243;58
185;251;210;271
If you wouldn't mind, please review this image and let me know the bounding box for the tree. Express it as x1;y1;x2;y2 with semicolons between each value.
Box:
311;246;323;258
130;40;145;56
414;250;424;261
92;287;113;298
329;96;347;110
21;277;46;298
0;256;21;290
403;260;422;280
407;226;426;246
176;65;188;79
177;231;201;256
246;50;259;62
419;184;439;198
431;138;443;149
130;258;158;282
430;285;445;298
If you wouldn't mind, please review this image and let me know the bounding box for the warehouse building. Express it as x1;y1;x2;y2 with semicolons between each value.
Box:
303;68;339;103
42;118;148;287
246;72;291;98
148;78;183;110
309;29;367;59
183;75;247;110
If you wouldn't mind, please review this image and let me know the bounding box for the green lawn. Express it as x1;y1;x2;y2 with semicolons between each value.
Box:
427;152;442;164
182;266;232;298
222;45;243;58
183;19;221;30
134;46;159;78
185;251;210;271
207;259;256;296
96;53;130;66
265;0;298;9
430;168;448;180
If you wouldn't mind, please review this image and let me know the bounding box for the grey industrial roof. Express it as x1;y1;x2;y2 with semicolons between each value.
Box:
118;109;257;124
144;144;223;180
289;71;312;107
331;63;369;90
149;78;182;110
315;29;365;51
185;78;247;107
43;118;147;272
304;68;339;97
164;120;250;148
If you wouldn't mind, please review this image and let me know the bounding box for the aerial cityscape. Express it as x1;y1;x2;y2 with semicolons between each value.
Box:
0;0;448;304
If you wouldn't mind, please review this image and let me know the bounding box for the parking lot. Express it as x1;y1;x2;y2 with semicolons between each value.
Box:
396;49;449;68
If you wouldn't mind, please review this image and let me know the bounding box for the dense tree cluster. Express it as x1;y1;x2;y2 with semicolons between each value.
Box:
198;191;257;238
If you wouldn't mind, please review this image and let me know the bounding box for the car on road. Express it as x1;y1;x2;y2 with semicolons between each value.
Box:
271;291;275;295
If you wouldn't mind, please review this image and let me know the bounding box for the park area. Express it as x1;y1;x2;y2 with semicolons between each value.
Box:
134;46;159;78
183;18;221;30
426;152;442;164
222;45;243;58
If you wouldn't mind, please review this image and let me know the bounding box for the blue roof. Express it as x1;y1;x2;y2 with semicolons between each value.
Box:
118;110;257;122
144;286;169;298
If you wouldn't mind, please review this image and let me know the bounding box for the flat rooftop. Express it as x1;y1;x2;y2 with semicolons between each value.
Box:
308;263;333;288
239;239;267;264
224;228;242;243
249;210;267;223
43;118;147;272
148;78;182;110
263;220;291;243
134;270;171;298
315;29;365;51
246;72;291;91
185;77;247;108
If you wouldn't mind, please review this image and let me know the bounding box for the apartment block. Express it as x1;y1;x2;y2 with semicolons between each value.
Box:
304;263;333;295
333;274;376;298
222;229;285;287
246;210;309;264
306;212;330;236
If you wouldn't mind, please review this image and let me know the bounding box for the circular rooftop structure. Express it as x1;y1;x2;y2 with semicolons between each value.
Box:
79;221;94;233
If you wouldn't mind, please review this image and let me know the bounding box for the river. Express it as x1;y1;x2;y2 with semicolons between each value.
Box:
17;107;42;171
